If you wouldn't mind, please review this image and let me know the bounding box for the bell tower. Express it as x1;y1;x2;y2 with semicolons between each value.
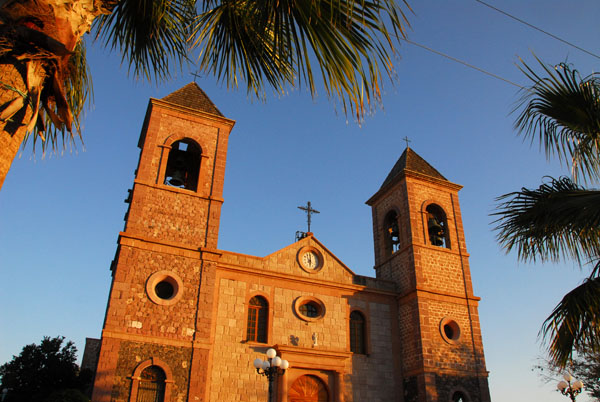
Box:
367;147;490;402
91;83;235;402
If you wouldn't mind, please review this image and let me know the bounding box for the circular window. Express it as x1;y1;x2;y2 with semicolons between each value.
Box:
440;317;461;344
155;280;175;299
146;271;183;306
294;297;326;322
299;302;320;318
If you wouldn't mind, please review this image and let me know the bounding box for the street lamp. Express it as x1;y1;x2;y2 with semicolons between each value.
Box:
253;348;289;402
557;373;584;401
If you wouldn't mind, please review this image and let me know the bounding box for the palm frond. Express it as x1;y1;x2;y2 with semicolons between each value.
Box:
493;176;600;263
94;0;196;82
192;0;411;121
29;41;92;152
514;57;600;184
541;270;600;368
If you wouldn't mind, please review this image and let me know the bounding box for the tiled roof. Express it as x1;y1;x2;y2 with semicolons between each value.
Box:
380;147;447;189
162;82;223;116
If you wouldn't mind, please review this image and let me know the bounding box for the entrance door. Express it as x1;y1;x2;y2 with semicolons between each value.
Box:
289;375;329;402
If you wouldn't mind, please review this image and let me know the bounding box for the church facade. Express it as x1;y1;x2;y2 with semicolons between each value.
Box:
89;83;491;402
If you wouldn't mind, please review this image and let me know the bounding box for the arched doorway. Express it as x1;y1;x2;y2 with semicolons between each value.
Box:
289;375;329;402
136;365;166;402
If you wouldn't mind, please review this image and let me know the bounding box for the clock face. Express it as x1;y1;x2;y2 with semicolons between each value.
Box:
302;251;320;269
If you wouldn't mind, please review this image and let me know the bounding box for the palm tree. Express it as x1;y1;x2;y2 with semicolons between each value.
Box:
493;60;600;367
0;0;411;189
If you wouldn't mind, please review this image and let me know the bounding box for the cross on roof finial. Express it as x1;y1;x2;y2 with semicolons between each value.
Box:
191;72;202;82
298;201;320;233
403;136;411;149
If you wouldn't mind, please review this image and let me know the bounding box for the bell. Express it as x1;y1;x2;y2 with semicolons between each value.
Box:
428;218;444;246
165;150;188;187
388;222;399;238
388;222;400;247
168;169;186;187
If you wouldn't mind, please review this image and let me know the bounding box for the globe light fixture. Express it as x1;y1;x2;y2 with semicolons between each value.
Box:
253;348;289;402
557;372;584;401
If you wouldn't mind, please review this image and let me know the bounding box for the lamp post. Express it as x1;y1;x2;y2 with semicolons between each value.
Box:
557;373;584;401
253;348;289;402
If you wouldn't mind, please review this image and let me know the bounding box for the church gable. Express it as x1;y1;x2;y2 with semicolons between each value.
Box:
218;235;355;285
262;235;355;284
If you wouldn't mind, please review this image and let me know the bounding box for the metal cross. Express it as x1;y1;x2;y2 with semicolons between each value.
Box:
403;136;411;149
191;72;202;82
298;201;320;233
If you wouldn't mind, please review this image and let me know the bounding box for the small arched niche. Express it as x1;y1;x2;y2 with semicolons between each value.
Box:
451;390;469;402
164;139;202;191
384;210;400;255
426;204;450;249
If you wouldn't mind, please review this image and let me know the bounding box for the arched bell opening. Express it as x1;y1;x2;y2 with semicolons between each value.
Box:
164;139;201;191
384;210;400;256
425;204;450;249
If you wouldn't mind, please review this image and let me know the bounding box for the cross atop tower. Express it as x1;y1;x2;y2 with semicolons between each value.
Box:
402;136;411;149
298;201;320;233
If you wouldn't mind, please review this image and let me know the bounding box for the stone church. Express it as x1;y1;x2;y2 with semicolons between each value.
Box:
87;83;491;402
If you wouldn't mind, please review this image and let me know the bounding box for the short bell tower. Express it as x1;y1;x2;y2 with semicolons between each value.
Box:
91;83;235;402
367;147;490;402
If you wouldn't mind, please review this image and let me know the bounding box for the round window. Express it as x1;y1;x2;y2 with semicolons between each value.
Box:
294;297;326;322
299;302;320;318
155;280;175;300
440;317;461;344
146;271;183;306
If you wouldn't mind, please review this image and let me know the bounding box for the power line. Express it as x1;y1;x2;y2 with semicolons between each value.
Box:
475;0;600;60
402;38;525;89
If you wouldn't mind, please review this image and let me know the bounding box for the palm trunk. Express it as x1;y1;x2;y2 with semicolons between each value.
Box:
0;0;112;191
0;61;35;190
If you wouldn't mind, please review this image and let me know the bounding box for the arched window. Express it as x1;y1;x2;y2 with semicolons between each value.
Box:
350;311;366;354
384;210;400;255
164;139;201;191
136;365;166;402
451;391;468;402
246;296;268;343
426;204;450;249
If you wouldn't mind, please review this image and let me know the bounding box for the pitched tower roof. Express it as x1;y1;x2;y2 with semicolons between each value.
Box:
379;147;447;189
366;146;457;207
162;82;223;116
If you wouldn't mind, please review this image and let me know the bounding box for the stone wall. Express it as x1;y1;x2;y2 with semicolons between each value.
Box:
110;341;192;402
209;266;399;402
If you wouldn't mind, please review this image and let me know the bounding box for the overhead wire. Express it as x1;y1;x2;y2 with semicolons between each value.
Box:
398;1;600;91
475;0;600;60
401;38;525;89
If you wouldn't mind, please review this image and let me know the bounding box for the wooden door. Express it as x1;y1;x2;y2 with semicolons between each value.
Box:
289;375;329;402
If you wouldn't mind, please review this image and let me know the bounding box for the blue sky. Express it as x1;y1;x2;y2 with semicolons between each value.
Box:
1;1;599;401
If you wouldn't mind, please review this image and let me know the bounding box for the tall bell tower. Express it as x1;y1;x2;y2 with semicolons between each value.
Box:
367;147;490;402
91;83;235;402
